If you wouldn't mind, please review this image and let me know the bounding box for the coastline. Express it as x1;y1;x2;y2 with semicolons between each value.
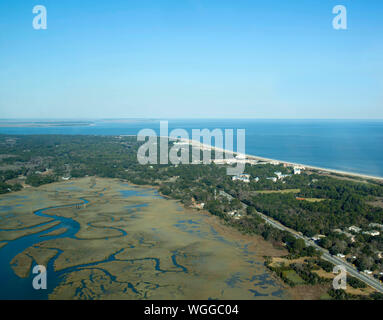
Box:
177;137;383;182
1;129;382;181
2;133;383;299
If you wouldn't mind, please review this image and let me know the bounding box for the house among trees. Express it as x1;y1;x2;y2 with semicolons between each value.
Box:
349;226;362;233
232;174;250;183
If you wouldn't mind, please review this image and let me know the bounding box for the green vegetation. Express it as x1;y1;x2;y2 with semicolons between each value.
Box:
281;270;306;286
25;174;57;187
266;257;330;287
1;134;383;299
0;169;23;194
256;189;300;194
348;276;367;289
265;256;379;300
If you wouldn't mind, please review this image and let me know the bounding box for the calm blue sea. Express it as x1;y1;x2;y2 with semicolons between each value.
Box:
1;119;383;178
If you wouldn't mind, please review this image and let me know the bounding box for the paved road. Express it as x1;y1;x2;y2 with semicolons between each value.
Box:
220;190;383;294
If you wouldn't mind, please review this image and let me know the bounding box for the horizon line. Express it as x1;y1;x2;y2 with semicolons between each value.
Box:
1;118;383;121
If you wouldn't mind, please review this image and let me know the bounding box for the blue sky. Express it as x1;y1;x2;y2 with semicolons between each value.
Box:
0;0;382;119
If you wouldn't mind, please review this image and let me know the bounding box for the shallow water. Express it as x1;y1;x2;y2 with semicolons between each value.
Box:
0;199;89;299
0;180;287;300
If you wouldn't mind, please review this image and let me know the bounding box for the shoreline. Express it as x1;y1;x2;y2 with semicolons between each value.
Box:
245;153;383;182
2;131;382;181
176;137;383;182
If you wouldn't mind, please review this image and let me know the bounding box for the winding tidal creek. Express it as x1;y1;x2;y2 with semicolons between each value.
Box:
0;177;288;300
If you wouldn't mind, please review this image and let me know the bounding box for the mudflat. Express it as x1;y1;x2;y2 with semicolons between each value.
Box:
0;177;288;300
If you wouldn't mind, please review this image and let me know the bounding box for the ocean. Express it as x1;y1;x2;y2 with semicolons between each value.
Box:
1;119;383;178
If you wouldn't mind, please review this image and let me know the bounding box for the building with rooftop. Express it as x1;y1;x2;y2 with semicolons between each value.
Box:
232;174;250;183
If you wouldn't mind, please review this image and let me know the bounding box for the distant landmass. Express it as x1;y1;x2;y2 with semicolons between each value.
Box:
0;121;94;127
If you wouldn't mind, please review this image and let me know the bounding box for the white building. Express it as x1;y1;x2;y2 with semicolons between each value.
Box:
275;172;283;179
228;211;242;220
266;177;277;183
363;231;380;237
369;223;383;230
311;234;326;241
349;226;362;233
194;203;205;209
274;171;292;180
293;167;301;175
232;174;250;183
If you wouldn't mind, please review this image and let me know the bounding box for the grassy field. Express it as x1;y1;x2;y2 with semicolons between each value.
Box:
319;292;332;300
282;270;306;285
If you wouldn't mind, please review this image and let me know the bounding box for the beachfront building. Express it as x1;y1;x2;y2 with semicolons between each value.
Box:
214;158;254;165
292;165;306;175
214;158;237;165
247;159;259;165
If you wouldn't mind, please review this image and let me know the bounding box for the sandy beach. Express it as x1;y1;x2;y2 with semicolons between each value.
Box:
175;137;383;182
